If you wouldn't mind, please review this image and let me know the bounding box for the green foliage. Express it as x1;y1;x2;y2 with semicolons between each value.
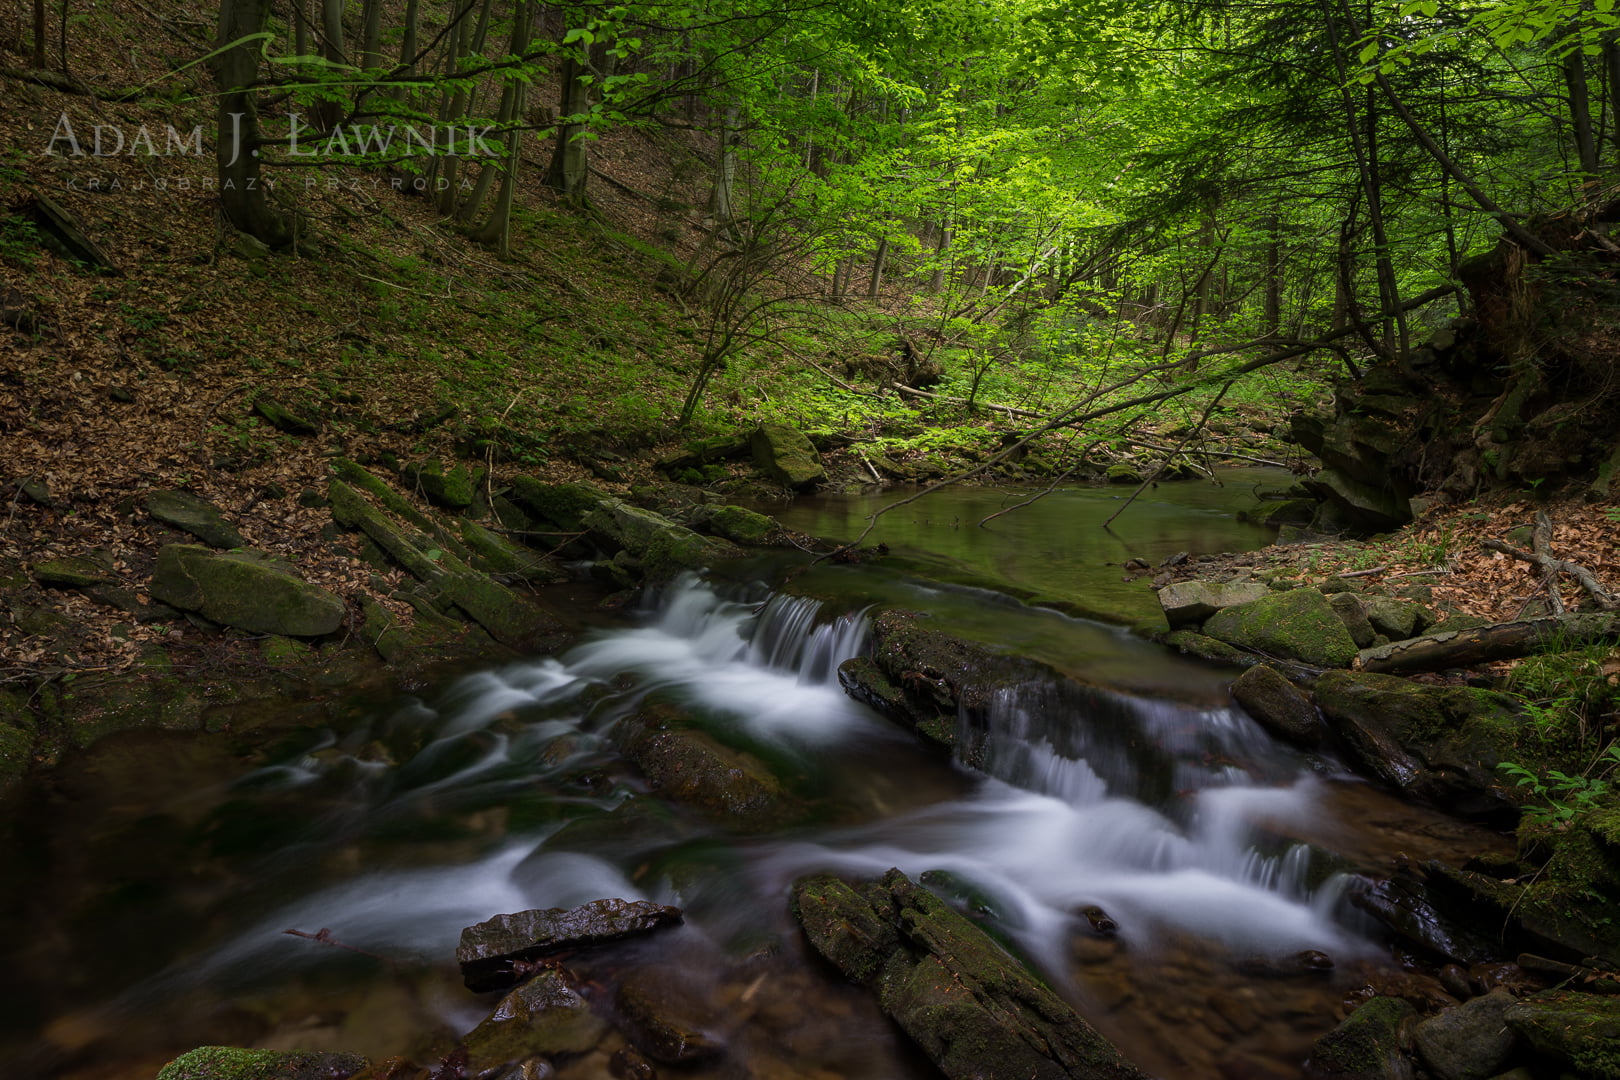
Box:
1500;745;1620;825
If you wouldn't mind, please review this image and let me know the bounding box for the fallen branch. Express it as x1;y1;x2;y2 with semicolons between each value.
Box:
1482;522;1618;611
1125;438;1292;470
1359;614;1620;675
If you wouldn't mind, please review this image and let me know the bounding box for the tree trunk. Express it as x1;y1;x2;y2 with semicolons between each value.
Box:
31;0;45;68
929;222;950;293
868;237;889;299
1605;32;1620;163
707;103;738;234
360;0;383;69
399;0;418;69
1565;41;1600;175
1263;213;1281;336
292;0;308;56
211;0;290;248
472;1;531;252
545;49;594;205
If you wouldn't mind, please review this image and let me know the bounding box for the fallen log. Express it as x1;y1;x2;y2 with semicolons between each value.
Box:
1359;614;1620;675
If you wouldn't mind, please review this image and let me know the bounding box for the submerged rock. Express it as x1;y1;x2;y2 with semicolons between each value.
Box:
614;965;727;1064
1202;588;1359;668
1412;988;1518;1080
792;869;1149;1080
612;699;798;829
458;899;684;992
461;969;606;1071
155;1047;366;1080
150;544;345;637
751;424;826;489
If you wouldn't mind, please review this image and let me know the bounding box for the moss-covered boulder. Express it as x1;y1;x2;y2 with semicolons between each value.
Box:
1104;463;1142;484
1504;990;1620;1079
1363;595;1426;640
1202;588;1359;668
150;544;345;637
460;969;607;1070
791;869;1149;1080
155;1047;365;1080
611;699;798;829
1304;995;1417;1080
1230;663;1324;746
1327;592;1377;648
1312;671;1521;817
750;424;826;489
1412;988;1518;1080
401;458;483;509
582;499;740;581
145;490;246;549
251;395;320;436
698;504;777;545
507;478;608;531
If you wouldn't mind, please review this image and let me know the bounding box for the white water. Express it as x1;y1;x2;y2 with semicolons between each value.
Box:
157;574;1366;1001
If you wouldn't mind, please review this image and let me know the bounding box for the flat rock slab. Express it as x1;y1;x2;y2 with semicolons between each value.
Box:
145;490;245;549
1157;580;1269;628
458;899;684;992
1504;989;1620;1079
150;544;345;637
33;554;114;587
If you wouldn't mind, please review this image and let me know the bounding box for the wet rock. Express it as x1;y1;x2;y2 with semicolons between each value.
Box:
1503;989;1620;1078
458;900;684;993
1412;988;1518;1080
508;478;608;531
457;519;560;583
1161;630;1261;666
150;544;345;637
1304;995;1416;1080
145;489;246;549
608;1047;656;1079
1157;580;1270;629
1436;964;1475;1000
1105;464;1142;484
614;966;727;1064
612;699;797;829
401;458;482;509
1080;905;1118;936
462;970;606;1072
1230;664;1323;747
155;1046;366;1080
1422;858;1620;970
1303;467;1412;534
792;869;1150;1080
1202;588;1360;668
1312;672;1519;817
1258;498;1318;527
32;553;114;587
1328;592;1377;649
1347;876;1503;966
751;424;826;489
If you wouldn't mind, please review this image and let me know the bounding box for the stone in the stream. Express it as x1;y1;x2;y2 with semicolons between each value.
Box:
1156;580;1270;628
1202;588;1359;668
792;869;1150;1080
1412;988;1518;1080
458;899;684;992
461;969;606;1072
697;504;777;545
1313;671;1520;817
155;1046;366;1080
612;699;797;829
614;965;728;1064
1230;664;1324;747
751;423;826;489
1346;876;1502;967
150;544;345;637
1503;989;1620;1079
1304;995;1417;1080
582;498;741;581
145;489;246;549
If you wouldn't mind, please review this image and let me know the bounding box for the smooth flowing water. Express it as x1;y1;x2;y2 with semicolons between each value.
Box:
0;481;1513;1080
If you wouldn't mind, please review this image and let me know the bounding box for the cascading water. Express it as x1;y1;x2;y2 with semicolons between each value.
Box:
0;570;1496;1079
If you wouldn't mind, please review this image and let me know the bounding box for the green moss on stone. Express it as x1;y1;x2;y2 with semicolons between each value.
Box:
155;1046;365;1080
703;504;776;545
1202;588;1359;667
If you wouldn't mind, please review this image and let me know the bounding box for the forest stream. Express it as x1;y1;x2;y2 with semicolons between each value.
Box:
0;475;1516;1080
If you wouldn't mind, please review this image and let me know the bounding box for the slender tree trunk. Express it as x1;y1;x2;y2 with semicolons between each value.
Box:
1362;86;1406;353
1565;39;1600;175
360;0;382;69
472;1;531;252
321;0;345;63
291;0;308;55
1264;213;1282;336
546;43;603;205
31;0;46;68
868;237;889;299
1604;32;1620;163
399;0;418;69
212;0;290;248
708;103;738;234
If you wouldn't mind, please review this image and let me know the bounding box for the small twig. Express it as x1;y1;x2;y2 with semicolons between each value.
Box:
1103;381;1234;530
283;927;396;969
1337;565;1389;579
1482;529;1619;611
1125;438;1292;469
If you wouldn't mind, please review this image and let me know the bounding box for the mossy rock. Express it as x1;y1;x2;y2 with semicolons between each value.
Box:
1504;990;1620;1079
750;424;826;489
155;1047;366;1080
401;458;484;509
1258;498;1317;527
251;395;320;436
0;721;33;791
150;544;345;637
1305;995;1416;1080
32;554;114;587
1202;588;1359;667
508;477;608;530
461;970;607;1071
1313;671;1523;817
1104;464;1142;484
145;490;246;549
700;504;777;545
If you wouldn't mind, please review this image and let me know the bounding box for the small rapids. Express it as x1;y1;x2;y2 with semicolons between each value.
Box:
2;570;1500;1079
